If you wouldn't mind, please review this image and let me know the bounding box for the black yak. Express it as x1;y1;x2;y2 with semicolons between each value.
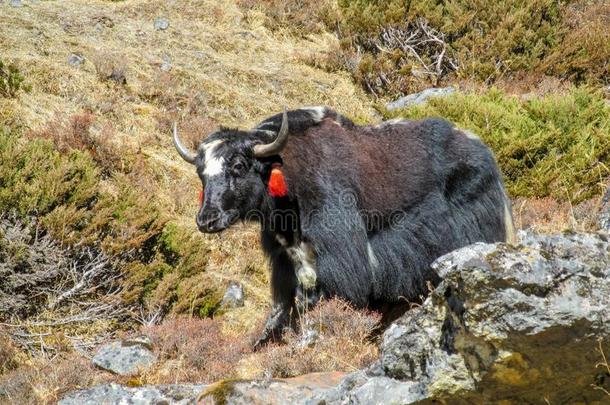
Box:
173;107;514;348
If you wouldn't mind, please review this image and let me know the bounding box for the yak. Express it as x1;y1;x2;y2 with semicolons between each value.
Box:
173;107;514;349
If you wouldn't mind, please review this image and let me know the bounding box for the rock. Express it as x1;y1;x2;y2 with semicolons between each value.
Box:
67;54;84;66
200;372;345;405
10;0;23;7
92;339;156;376
161;53;172;72
599;184;610;231
124;334;153;350
60;372;344;405
314;232;610;404
386;87;455;111
221;282;244;308
59;383;206;405
154;17;170;31
194;51;206;59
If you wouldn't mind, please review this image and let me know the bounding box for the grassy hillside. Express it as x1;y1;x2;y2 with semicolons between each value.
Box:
0;0;609;402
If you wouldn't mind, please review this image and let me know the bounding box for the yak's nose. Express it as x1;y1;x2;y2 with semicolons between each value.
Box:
196;208;222;232
196;208;238;233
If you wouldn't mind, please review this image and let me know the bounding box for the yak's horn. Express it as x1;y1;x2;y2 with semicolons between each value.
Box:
173;122;197;164
253;109;289;158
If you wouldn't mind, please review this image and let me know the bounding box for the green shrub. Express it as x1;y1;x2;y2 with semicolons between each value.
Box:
336;0;569;96
244;0;609;96
387;87;610;202
0;129;218;317
0;60;29;98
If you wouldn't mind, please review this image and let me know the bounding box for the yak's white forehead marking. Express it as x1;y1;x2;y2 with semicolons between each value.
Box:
201;140;225;177
302;106;326;122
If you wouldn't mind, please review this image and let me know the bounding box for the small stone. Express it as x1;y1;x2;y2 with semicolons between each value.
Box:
123;335;153;350
67;54;85;66
154;17;169;31
10;0;23;7
92;340;156;376
221;282;244;308
194;51;206;59
386;87;455;111
160;53;172;72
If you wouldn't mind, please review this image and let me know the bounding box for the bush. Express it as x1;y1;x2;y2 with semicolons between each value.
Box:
251;298;381;378
387;87;610;203
0;60;29;98
539;1;610;86
0;331;20;375
0;354;106;404
243;0;609;97
143;316;246;383
27;113;124;175
0;128;218;318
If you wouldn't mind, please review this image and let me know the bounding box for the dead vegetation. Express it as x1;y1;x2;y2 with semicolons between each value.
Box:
27;112;124;174
0;216;125;359
241;298;381;378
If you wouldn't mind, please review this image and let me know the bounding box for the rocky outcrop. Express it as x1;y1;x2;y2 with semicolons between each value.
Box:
316;231;610;404
385;87;455;111
60;232;610;404
59;383;206;405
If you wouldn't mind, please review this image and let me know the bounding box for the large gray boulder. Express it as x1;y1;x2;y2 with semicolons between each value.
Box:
315;232;610;404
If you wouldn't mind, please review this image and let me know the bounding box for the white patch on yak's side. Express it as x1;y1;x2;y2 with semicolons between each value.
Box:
367;242;379;269
202;140;224;177
302;106;326;123
286;242;317;289
275;234;289;247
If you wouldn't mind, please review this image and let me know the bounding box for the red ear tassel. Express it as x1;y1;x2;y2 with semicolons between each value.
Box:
199;189;204;207
268;164;288;197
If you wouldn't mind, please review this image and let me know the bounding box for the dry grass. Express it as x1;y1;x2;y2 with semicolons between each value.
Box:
27;112;124;174
239;298;381;379
0;0;375;359
513;196;603;234
0;353;112;404
142;316;247;384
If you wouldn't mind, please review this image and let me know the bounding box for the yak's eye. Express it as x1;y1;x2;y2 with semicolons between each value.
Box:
231;159;247;176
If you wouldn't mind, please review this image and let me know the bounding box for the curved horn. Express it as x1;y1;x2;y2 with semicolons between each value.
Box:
173;122;197;164
253;109;289;158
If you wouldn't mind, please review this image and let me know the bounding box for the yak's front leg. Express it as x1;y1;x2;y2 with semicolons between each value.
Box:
253;251;297;351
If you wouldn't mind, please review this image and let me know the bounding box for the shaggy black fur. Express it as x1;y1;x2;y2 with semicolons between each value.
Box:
183;107;513;349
